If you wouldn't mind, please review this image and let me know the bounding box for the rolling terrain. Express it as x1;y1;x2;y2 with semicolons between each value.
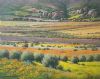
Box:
0;21;100;43
0;59;100;79
0;21;100;58
0;0;100;79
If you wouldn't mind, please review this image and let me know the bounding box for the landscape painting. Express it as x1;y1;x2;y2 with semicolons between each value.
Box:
0;0;100;79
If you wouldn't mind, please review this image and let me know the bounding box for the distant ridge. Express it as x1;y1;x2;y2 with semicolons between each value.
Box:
0;0;100;15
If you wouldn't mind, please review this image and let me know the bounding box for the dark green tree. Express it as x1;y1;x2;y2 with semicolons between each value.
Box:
42;54;59;68
79;55;86;62
0;50;9;58
34;53;44;62
9;51;22;60
21;52;34;62
86;55;94;62
71;56;79;64
94;54;100;61
60;56;68;62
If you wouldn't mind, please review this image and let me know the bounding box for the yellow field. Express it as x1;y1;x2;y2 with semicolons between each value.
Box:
0;21;100;38
57;25;100;38
0;59;100;79
1;21;100;27
59;61;100;78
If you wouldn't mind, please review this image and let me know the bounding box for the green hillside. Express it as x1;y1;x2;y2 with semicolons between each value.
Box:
0;0;100;21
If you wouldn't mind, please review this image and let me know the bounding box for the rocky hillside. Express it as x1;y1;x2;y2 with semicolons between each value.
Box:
0;0;100;12
0;0;100;20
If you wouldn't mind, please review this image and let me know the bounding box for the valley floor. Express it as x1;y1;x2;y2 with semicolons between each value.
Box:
0;59;100;79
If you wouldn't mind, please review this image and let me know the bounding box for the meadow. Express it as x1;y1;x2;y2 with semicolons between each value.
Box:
0;21;100;39
0;58;100;79
0;21;100;79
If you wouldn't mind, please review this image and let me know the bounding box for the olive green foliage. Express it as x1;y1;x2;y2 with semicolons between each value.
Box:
9;51;22;60
42;54;59;68
57;65;63;70
34;53;44;62
91;47;98;51
71;56;79;64
94;54;100;61
86;55;94;62
79;55;86;62
60;56;68;62
0;50;9;58
21;52;34;62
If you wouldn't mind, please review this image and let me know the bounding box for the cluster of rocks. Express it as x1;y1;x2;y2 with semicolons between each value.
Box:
76;7;97;18
69;7;98;21
37;10;65;20
12;7;66;21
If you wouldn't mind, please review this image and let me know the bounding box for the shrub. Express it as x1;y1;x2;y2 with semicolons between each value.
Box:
56;56;60;60
83;47;88;50
42;54;59;68
86;55;94;62
34;53;44;62
94;54;100;61
73;49;78;51
71;56;79;64
21;52;34;62
60;56;68;62
57;65;63;70
91;47;98;51
0;50;9;58
79;55;86;62
9;51;22;60
22;42;28;48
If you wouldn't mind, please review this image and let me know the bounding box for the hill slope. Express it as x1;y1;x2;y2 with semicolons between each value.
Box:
0;0;100;17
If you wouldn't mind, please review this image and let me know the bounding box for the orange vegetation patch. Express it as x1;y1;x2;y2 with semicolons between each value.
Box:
0;46;100;57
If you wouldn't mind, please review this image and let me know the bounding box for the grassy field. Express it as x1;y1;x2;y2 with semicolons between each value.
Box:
0;59;100;79
0;21;100;79
59;61;100;79
57;26;100;38
0;21;100;38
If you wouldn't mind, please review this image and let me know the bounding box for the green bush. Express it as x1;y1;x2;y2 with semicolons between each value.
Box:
21;52;34;62
0;50;9;58
79;55;86;62
91;47;98;51
86;55;94;62
60;56;68;62
57;65;63;70
42;54;59;68
71;56;79;64
34;53;44;62
94;54;100;61
9;51;22;60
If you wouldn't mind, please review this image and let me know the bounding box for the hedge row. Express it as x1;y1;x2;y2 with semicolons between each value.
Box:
0;50;100;68
0;50;69;68
71;54;100;64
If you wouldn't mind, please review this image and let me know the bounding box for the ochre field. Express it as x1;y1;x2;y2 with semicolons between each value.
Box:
0;21;100;79
0;46;99;57
0;21;100;38
0;59;100;79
